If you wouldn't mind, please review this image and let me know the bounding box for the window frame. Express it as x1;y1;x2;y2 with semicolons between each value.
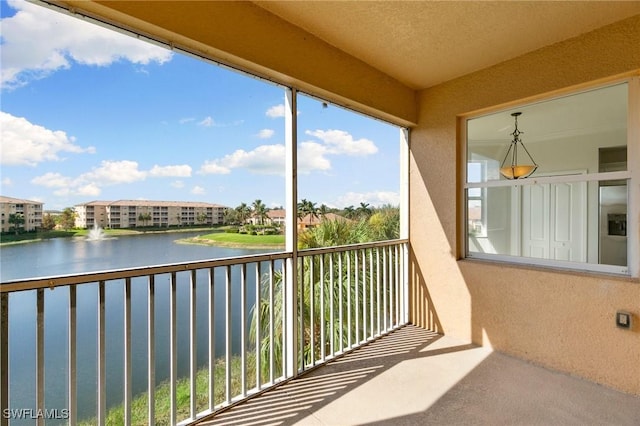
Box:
461;77;639;277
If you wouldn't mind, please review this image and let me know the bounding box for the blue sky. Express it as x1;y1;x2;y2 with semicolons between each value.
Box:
0;0;401;211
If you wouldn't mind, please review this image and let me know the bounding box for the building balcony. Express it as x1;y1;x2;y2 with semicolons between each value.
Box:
0;240;409;425
2;237;638;425
194;325;640;426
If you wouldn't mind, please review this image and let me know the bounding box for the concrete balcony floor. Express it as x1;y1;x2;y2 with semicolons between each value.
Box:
194;325;640;426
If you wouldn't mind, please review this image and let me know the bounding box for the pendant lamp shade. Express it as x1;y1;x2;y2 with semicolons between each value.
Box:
500;112;538;179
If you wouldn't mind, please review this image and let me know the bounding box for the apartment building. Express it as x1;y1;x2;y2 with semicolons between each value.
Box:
0;196;43;233
75;200;228;229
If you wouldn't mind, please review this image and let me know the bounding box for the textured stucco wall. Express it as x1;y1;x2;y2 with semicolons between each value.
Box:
410;15;640;395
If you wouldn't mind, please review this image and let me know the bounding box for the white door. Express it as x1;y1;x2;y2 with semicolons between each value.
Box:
521;181;586;262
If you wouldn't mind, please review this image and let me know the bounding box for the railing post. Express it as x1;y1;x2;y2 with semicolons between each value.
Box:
189;270;197;419
36;289;44;426
68;286;77;425
207;268;215;412
98;281;106;426
124;279;132;425
169;273;177;425
147;275;155;425
1;293;8;426
285;87;299;378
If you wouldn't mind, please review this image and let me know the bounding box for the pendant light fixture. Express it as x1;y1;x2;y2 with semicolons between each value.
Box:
500;112;538;179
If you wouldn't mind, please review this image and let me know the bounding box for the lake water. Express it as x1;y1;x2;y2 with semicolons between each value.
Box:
0;232;281;424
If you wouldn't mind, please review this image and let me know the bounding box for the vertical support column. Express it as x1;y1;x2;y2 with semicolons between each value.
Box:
400;128;410;323
285;87;299;378
628;77;639;278
1;293;9;426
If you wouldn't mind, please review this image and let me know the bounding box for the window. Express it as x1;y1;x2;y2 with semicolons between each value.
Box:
464;81;637;276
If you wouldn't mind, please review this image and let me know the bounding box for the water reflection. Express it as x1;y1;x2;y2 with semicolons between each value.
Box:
1;232;279;424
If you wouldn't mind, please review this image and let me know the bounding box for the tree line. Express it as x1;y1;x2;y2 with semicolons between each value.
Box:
224;198;389;226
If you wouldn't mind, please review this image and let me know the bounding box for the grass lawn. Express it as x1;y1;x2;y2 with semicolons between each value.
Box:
79;355;263;426
179;232;285;248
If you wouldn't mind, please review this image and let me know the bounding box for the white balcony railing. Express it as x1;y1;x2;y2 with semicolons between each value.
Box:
0;239;408;425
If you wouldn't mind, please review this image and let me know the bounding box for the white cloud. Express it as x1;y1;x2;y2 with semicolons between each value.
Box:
74;183;102;197
149;164;192;177
333;191;400;208
197;136;351;177
199;161;231;175
196;116;243;128
191;185;206;195
81;160;147;185
1;0;173;90
199;116;215;127
179;118;195;124
266;104;285;118
257;129;275;139
305;129;378;156
200;144;286;176
197;128;377;177
30;172;72;188
0;112;95;166
170;180;185;189
31;160;192;197
298;142;331;174
53;183;100;197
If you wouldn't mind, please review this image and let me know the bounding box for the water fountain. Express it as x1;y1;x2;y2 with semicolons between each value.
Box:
87;222;106;241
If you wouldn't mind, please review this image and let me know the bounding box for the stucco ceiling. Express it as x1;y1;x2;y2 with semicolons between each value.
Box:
254;1;640;90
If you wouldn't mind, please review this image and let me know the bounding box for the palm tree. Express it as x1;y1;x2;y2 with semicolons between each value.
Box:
250;217;389;378
342;205;356;219
235;203;251;224
318;204;330;220
356;202;372;219
252;199;268;225
298;199;318;226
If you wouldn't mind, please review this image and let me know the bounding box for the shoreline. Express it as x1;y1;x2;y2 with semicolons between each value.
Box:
0;227;221;247
176;236;285;250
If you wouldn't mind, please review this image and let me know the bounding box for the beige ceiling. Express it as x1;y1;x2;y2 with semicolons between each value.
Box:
254;1;640;90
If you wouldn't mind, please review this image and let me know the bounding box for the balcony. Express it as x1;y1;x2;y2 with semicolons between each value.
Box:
195;325;640;426
3;237;637;425
0;240;408;425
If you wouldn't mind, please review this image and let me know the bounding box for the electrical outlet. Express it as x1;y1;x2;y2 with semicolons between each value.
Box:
615;311;631;329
